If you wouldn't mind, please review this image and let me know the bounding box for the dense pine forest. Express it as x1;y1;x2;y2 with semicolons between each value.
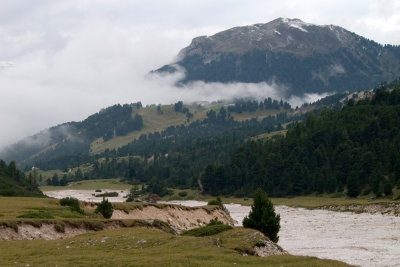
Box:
201;81;400;197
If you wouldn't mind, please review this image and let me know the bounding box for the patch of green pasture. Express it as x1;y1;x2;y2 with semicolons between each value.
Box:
250;129;288;141
0;197;87;220
230;108;281;122
40;178;131;191
90;104;190;154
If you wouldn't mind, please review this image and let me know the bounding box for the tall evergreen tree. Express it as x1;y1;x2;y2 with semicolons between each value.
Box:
346;171;360;197
243;189;280;242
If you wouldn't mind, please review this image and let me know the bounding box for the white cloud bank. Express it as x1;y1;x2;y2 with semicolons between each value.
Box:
0;0;399;149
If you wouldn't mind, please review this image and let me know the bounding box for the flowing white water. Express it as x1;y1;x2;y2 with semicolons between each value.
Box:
43;191;400;267
43;189;130;203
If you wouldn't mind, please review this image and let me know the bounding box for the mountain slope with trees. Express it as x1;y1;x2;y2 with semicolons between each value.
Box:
0;103;144;170
0;160;43;197
201;81;400;197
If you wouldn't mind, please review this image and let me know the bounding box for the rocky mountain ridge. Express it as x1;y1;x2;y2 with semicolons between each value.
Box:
155;18;400;96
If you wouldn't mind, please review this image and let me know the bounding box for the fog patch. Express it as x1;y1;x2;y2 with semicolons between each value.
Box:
312;63;346;85
288;92;331;108
0;61;14;68
145;69;289;104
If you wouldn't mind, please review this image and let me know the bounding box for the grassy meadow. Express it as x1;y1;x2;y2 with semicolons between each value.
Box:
40;178;132;191
0;226;351;267
0;195;354;266
89;103;284;154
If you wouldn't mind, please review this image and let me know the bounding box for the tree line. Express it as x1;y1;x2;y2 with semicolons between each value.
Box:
0;160;42;196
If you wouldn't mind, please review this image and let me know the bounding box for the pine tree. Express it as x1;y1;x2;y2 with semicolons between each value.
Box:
346;171;360;197
243;189;280;242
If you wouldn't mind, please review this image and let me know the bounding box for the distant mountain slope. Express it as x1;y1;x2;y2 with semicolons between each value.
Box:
0;103;144;169
0;97;297;171
0;90;364;174
155;18;400;96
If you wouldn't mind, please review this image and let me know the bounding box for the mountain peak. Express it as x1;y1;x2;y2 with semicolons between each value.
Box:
178;18;355;58
155;18;400;96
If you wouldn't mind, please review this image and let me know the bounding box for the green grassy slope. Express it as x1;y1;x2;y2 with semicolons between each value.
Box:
90;104;284;154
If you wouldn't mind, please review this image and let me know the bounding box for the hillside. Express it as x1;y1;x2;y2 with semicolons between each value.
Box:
201;81;400;197
0;90;356;191
0;103;144;169
0;97;298;171
0;160;43;197
154;18;400;96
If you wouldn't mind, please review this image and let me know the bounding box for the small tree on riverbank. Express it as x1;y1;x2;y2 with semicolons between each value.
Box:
243;189;280;243
95;197;113;219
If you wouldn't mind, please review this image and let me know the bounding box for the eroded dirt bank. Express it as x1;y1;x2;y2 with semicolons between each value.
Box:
0;205;234;241
112;205;235;231
0;223;92;241
0;219;176;241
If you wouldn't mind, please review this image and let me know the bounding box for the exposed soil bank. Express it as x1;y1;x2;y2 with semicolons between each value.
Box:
112;205;234;231
0;219;174;241
0;204;233;240
0;223;91;240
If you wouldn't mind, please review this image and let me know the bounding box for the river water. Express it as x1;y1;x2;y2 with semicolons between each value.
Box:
44;189;130;203
44;191;400;267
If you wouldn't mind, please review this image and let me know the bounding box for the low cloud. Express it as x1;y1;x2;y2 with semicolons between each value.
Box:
0;0;399;150
145;70;288;104
0;61;14;68
288;93;331;108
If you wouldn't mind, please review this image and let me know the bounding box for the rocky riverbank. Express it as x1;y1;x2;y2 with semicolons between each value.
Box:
320;202;400;216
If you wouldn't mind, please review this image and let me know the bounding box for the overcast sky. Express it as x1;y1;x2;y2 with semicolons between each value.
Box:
1;0;400;149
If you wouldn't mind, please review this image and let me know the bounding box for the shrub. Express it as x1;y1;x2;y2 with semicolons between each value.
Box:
95;198;114;219
60;197;84;214
178;191;188;197
207;200;220;206
17;211;54;219
182;224;232;237
243;189;280;243
207;197;222;207
96;192;118;197
207;218;223;226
